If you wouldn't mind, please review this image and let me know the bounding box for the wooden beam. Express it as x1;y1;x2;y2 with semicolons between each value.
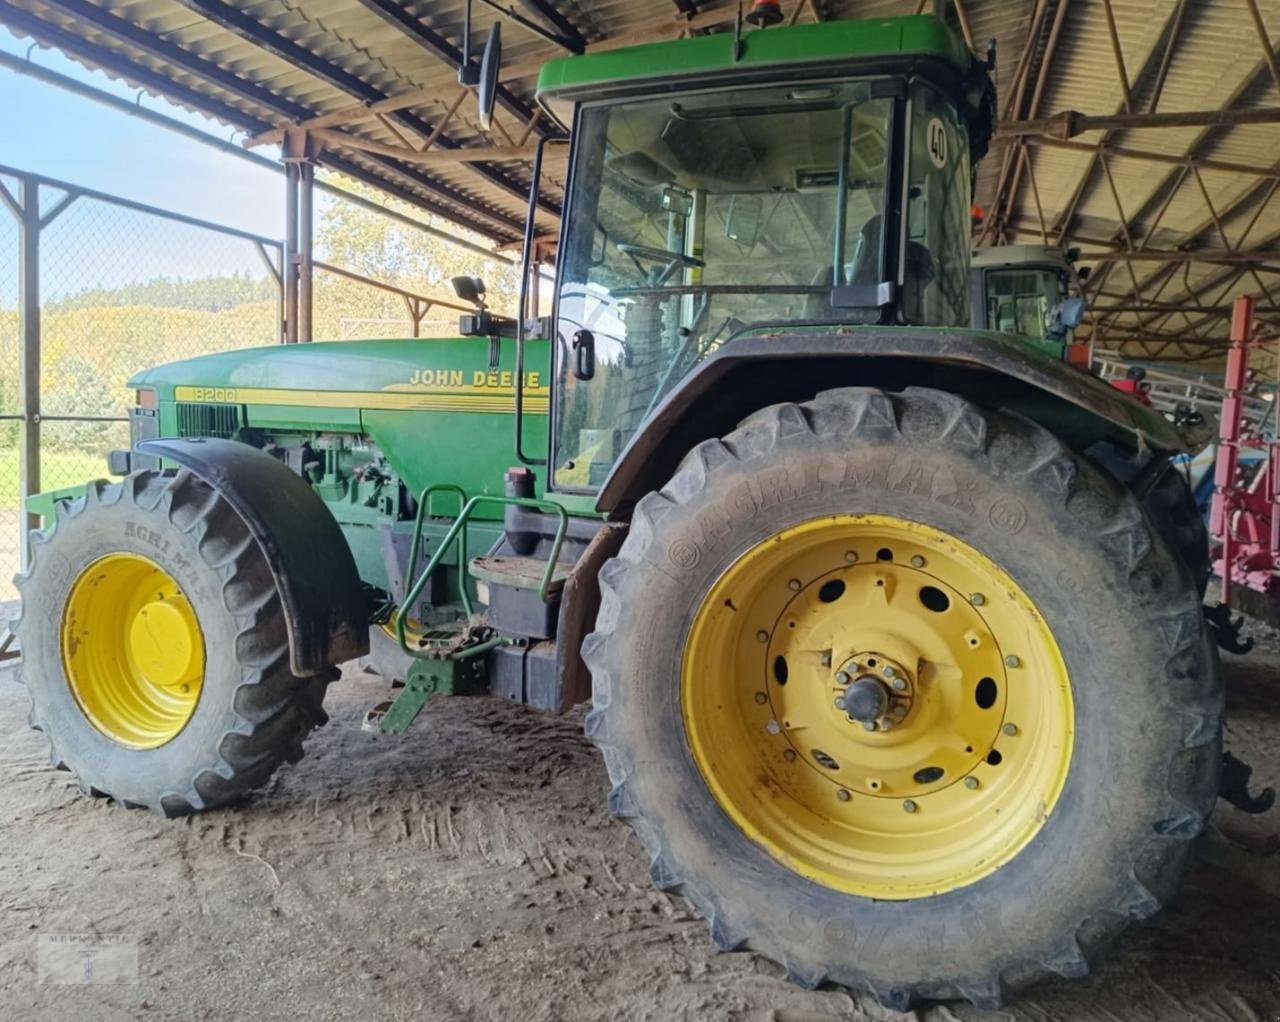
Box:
311;128;540;169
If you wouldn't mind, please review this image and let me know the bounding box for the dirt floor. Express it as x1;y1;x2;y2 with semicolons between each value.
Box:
0;609;1277;1022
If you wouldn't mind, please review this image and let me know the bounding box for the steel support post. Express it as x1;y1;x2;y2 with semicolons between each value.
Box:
283;161;299;343
298;161;314;343
17;178;40;561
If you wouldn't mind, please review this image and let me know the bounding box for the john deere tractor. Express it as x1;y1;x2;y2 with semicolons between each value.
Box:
14;14;1221;1010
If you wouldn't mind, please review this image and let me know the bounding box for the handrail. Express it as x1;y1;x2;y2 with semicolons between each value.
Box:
396;493;570;660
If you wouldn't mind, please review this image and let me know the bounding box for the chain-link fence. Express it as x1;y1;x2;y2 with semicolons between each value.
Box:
0;164;524;607
0;166;283;602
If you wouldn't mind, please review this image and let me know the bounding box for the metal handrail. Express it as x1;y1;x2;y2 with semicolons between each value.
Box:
396;493;569;660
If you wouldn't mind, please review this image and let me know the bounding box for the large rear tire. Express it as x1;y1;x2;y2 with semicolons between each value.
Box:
14;470;333;816
583;387;1221;1009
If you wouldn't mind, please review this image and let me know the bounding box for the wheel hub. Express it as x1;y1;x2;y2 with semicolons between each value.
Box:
834;652;914;732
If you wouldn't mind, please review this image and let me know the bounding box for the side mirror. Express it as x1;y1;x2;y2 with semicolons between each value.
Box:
477;22;501;132
1046;296;1086;339
725;194;763;247
1057;296;1086;329
571;329;596;381
451;275;486;307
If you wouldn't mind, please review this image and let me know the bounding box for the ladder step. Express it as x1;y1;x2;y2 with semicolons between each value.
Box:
469;555;571;594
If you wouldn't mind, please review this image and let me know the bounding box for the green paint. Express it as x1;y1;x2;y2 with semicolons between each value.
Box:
537;15;975;103
132;336;553;518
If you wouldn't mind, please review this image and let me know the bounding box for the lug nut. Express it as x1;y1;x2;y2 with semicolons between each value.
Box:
1004;654;1021;668
756;630;769;643
766;720;781;735
862;721;877;732
754;691;768;704
891;703;907;718
910;555;926;568
783;748;797;762
844;551;858;563
836;670;851;684
902;800;918;814
834;697;846;709
964;776;980;790
1003;723;1019;737
970;593;986;606
788;578;802;591
891;677;907;691
836;789;851;802
882;666;895;678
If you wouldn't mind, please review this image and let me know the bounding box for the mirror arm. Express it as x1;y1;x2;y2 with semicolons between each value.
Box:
514;133;565;467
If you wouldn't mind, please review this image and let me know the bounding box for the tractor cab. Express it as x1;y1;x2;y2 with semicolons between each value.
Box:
535;17;994;488
969;244;1087;345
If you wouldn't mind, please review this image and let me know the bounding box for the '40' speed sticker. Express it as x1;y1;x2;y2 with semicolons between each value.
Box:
927;118;947;168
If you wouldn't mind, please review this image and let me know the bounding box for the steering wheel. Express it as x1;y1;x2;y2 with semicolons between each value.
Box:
616;242;705;285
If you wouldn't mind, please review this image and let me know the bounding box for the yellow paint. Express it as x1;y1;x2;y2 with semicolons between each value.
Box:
681;514;1073;899
61;553;205;749
174;385;549;415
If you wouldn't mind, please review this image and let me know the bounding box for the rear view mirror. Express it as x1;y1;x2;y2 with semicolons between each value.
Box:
1047;296;1086;339
1057;297;1086;329
477;23;501;132
725;194;763;247
458;1;501;132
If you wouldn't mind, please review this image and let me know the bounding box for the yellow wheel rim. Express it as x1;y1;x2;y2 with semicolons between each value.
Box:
61;553;205;750
379;611;426;647
682;514;1073;899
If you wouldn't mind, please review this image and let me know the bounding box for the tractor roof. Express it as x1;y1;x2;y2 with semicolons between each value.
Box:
537;15;978;107
971;245;1076;272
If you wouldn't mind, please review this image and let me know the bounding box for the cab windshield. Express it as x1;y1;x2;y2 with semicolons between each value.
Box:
553;78;968;489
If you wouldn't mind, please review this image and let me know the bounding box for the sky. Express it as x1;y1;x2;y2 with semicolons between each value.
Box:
0;27;284;237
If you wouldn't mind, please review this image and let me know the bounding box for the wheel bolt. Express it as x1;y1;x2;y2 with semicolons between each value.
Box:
1003;723;1019;736
834;697;846;709
891;677;907;691
882;666;895;678
836;789;851;802
862;721;877;732
844;551;858;563
783;748;797;762
910;555;926;568
835;670;851;684
970;593;986;606
964;776;980;790
754;691;768;704
903;800;918;814
766;720;781;735
756;630;769;643
788;578;802;591
891;703;907;718
1004;654;1021;668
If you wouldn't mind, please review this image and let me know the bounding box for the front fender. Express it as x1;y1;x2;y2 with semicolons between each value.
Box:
596;328;1203;515
137;437;368;676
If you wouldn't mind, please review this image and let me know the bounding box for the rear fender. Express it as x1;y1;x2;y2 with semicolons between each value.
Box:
137;437;368;676
596;329;1205;515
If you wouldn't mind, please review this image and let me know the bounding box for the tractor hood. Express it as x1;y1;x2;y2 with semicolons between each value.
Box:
129;337;550;423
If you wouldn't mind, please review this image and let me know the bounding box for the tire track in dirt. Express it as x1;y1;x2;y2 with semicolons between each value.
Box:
0;645;1277;1021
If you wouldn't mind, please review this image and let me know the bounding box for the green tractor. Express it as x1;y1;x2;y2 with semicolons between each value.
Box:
969;242;1087;346
14;14;1221;1010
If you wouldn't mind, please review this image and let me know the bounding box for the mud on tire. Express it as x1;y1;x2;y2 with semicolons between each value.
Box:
583;386;1222;1009
14;470;334;816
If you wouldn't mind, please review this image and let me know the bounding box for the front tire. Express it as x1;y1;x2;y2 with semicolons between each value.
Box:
14;470;333;816
583;387;1221;1009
